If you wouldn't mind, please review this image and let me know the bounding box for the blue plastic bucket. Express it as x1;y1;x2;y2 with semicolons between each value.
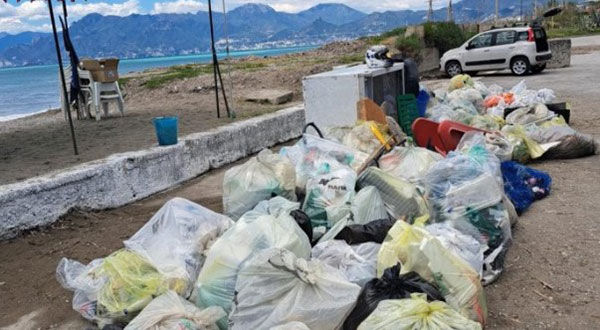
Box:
416;90;430;117
153;116;178;146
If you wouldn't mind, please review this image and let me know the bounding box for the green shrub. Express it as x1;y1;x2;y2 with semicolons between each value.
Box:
424;22;468;55
395;35;423;61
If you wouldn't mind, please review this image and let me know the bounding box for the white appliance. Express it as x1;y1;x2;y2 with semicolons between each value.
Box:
302;63;405;128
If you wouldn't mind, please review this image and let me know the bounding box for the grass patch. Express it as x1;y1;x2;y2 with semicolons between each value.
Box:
143;64;212;88
233;62;267;71
338;53;364;64
546;28;600;38
363;27;407;44
118;77;132;87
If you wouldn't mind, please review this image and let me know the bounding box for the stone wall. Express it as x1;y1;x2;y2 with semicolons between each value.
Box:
0;105;305;240
547;38;571;69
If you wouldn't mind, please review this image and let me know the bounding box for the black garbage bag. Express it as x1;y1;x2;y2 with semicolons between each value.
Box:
290;209;313;243
342;264;444;330
334;218;395;245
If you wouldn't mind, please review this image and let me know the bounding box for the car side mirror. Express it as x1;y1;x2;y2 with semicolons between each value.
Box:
466;44;473;50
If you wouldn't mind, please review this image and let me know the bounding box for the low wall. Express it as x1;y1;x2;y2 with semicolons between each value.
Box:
0;105;305;240
547;38;571;69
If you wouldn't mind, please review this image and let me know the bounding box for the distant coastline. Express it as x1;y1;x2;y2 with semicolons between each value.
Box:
0;45;318;122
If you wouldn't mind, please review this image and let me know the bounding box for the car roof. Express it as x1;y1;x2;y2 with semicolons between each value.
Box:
483;26;530;33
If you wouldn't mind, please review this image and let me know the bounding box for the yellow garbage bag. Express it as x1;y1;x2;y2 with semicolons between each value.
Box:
502;124;545;162
377;221;487;325
448;74;474;91
97;249;186;321
357;293;482;330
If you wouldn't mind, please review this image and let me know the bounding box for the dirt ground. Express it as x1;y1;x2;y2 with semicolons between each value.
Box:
0;41;365;185
1;37;600;329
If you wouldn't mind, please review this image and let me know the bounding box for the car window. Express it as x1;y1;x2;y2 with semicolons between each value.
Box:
495;31;515;45
469;33;492;49
534;29;545;39
517;31;528;41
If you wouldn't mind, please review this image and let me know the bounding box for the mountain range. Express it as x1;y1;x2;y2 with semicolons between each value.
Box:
0;1;579;67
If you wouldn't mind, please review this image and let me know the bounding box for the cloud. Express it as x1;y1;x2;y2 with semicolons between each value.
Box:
152;0;204;14
68;0;142;20
0;0;455;34
0;0;142;34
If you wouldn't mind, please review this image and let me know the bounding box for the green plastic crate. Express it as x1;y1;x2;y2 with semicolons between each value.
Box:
397;94;419;137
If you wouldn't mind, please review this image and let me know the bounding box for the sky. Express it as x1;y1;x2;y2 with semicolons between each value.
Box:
0;0;451;34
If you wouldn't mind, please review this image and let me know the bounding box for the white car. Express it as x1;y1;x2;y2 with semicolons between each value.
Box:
440;26;552;76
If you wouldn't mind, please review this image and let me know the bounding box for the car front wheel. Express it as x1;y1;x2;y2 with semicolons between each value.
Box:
445;61;462;77
511;57;530;76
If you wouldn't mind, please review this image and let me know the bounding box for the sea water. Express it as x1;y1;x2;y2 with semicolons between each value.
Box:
0;45;317;121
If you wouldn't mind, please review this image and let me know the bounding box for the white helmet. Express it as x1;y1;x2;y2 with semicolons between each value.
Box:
365;45;393;68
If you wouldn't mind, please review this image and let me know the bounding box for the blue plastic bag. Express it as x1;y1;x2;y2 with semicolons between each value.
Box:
501;161;551;214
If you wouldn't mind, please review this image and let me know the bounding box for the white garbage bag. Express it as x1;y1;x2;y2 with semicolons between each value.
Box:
280;133;368;193
425;222;487;277
253;196;301;217
125;290;225;330
303;166;357;229
230;248;361;330
312;240;380;286
223;149;297;220
269;322;311;330
325;186;388;227
194;212;311;329
378;145;443;183
124;198;233;297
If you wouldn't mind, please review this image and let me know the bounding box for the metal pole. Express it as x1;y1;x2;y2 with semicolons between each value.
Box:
48;0;78;155
207;0;220;118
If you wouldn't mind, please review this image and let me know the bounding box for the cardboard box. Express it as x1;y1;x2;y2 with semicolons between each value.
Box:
80;58;119;83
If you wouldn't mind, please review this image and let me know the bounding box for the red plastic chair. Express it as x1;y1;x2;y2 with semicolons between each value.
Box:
437;120;488;151
411;118;448;156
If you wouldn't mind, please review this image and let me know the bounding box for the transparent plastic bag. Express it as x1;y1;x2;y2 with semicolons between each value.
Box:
357;293;482;330
502;124;545;162
505;103;552;126
124;198;233;297
457;131;513;166
96;249;187;322
195;212;311;329
357;167;429;222
56;258;106;323
342;121;389;154
303;166;357;228
377;221;487;325
446;88;484;112
424;152;503;221
125;290;225;330
469;115;502;131
312;240;380;286
280;133;368;193
378;145;443;183
230;248;361;330
425;222;487;276
253;196;301;218
325;186;388;228
223;149;297;220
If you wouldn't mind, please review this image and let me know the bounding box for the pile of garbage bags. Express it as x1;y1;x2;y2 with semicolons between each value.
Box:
56;75;597;329
429;75;597;162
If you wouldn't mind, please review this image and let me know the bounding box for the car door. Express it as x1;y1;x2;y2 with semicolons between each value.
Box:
463;32;494;71
487;30;517;69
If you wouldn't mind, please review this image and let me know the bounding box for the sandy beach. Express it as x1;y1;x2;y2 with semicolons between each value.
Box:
0;41;365;185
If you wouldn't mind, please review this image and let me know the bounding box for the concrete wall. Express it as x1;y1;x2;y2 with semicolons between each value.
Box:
548;38;571;69
0;105;305;240
419;47;441;73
